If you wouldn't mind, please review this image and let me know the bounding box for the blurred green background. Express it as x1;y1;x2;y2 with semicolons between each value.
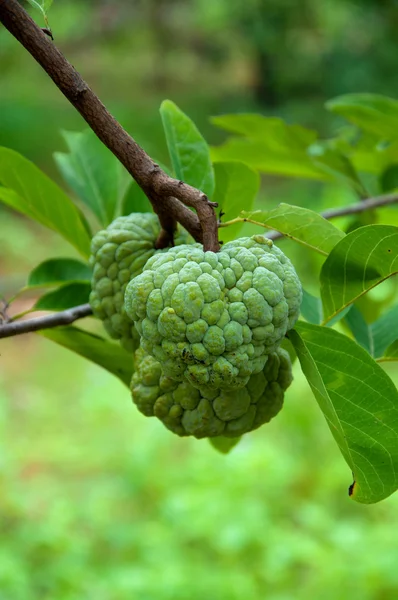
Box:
1;1;398;598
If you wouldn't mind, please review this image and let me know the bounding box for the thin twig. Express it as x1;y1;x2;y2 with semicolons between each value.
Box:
0;304;92;339
320;193;398;219
0;297;10;324
0;0;219;252
1;191;398;339
224;193;398;241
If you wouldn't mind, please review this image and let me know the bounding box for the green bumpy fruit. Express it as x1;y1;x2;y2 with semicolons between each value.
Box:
89;213;190;352
130;346;293;438
124;235;302;388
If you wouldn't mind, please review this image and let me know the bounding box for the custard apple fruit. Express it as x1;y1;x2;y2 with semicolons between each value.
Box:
89;213;190;351
130;345;293;438
124;235;301;388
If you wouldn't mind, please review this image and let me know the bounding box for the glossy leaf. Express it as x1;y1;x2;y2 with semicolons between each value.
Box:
290;322;398;504
345;304;398;358
326;94;398;140
209;436;242;454
40;326;133;387
0;147;91;257
321;225;398;322
381;340;398;362
26;0;45;15
214;161;260;243
28;258;91;288
34;282;91;311
121;181;153;216
300;289;323;325
307;142;365;194
300;289;351;327
160;100;215;197
54;130;131;226
211;114;328;180
27;0;53;13
380;165;398;193
241;204;345;255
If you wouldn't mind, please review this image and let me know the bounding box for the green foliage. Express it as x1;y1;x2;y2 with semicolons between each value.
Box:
211;114;327;180
290;322;398;504
345;304;398;359
235;204;345;255
213;161;259;243
40;326;133;387
383;340;398;362
121;182;153;216
34;282;91;311
28;258;91;288
307;141;365;195
300;289;323;325
0;148;91;257
160;100;215;197
3;95;398;503
320;225;398;322
326;94;398;140
26;0;53;22
54;130;132;228
300;289;350;327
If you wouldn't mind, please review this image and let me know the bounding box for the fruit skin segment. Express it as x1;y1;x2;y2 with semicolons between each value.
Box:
130;346;293;438
89;213;190;351
125;235;302;389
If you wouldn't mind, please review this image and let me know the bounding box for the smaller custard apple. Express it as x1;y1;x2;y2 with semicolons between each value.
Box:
130;346;293;438
89;213;190;352
124;235;302;388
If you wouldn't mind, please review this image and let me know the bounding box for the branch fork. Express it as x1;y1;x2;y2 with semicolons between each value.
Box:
0;0;220;252
2;0;398;340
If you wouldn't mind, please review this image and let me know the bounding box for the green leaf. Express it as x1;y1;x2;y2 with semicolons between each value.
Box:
39;326;133;387
300;289;351;327
380;165;398;193
381;340;398;362
320;225;398;322
160;100;215;197
290;322;398;504
211;114;328;181
307;142;365;194
54;130;131;227
300;289;323;325
326;94;398;140
43;0;53;12
214;161;260;243
26;0;45;16
28;258;91;288
344;306;373;355
345;304;398;358
121;181;153;216
34;282;91;311
240;204;345;255
209;436;241;454
0;148;91;257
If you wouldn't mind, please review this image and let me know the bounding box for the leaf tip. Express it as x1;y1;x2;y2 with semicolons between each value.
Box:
159;99;176;113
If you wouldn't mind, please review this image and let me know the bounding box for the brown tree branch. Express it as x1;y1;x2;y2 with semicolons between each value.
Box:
0;304;93;339
0;0;219;252
1;191;398;339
